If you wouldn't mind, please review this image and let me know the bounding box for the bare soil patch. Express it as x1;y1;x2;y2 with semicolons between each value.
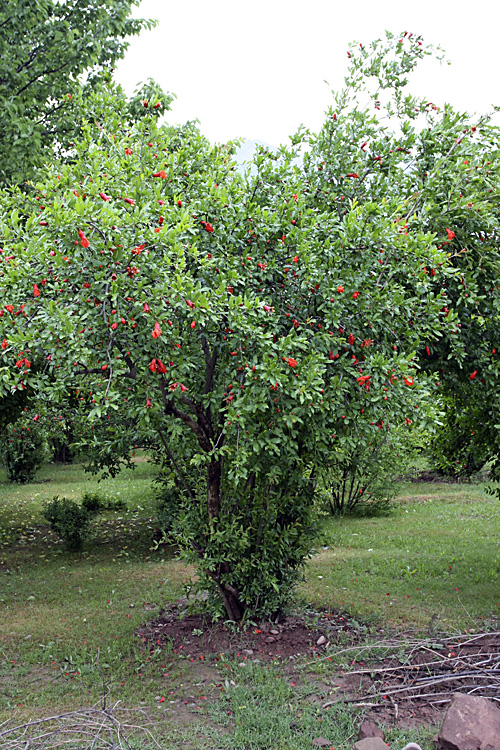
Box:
136;601;357;663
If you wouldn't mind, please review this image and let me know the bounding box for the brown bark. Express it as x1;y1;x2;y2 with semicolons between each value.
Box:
207;457;222;519
205;459;246;621
211;577;244;622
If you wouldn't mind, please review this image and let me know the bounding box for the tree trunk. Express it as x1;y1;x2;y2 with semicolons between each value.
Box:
205;457;245;622
213;578;244;622
207;457;222;519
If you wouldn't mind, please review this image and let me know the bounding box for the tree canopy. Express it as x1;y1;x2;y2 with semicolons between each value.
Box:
0;0;155;186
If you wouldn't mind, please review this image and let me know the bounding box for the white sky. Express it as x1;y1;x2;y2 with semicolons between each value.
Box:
115;0;499;146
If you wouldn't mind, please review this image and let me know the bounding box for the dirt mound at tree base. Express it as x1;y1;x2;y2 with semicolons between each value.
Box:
136;601;360;662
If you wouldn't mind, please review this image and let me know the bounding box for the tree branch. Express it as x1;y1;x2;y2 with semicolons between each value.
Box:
158;378;211;451
156;429;195;499
200;335;217;395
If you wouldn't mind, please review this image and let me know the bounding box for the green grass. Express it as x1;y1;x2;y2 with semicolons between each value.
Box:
1;458;499;748
0;457;194;713
301;481;500;632
0;456;159;550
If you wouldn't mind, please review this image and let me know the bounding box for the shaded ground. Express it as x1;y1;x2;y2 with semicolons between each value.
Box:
403;468;489;483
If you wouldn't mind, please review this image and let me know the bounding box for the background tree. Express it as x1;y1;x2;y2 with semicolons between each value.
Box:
0;0;173;445
0;0;157;187
306;31;500;480
0;408;48;483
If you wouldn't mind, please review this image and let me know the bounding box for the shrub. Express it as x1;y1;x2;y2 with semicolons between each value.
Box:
105;496;127;511
81;491;103;514
42;496;92;551
81;491;126;513
1;418;48;484
428;396;493;479
319;434;412;516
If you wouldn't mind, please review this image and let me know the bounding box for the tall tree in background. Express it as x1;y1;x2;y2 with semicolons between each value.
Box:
306;32;500;479
0;0;155;186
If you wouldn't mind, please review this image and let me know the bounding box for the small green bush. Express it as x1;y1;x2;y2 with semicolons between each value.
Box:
81;491;126;514
1;418;48;484
81;491;103;514
318;432;413;517
102;496;127;511
42;496;92;551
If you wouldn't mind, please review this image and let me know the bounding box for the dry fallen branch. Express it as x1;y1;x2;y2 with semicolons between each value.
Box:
323;630;500;710
0;697;162;750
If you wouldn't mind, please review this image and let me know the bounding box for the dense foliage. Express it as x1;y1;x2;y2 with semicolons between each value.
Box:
0;410;48;483
0;0;156;186
42;496;93;550
305;32;500;479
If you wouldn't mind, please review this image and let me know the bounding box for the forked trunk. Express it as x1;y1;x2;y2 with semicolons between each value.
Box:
214;579;244;622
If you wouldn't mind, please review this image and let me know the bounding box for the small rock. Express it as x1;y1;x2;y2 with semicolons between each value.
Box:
358;720;385;741
241;649;254;656
312;738;330;747
238;662;246;667
270;629;279;635
265;636;275;643
316;635;326;646
437;693;500;750
351;739;388;750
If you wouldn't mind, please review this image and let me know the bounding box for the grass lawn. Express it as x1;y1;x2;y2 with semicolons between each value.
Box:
1;458;499;749
305;481;500;632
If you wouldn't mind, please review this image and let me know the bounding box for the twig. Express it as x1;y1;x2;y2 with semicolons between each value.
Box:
0;700;162;750
327;629;500;711
456;595;478;628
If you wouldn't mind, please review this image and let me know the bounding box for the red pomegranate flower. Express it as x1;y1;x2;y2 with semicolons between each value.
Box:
78;230;90;248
